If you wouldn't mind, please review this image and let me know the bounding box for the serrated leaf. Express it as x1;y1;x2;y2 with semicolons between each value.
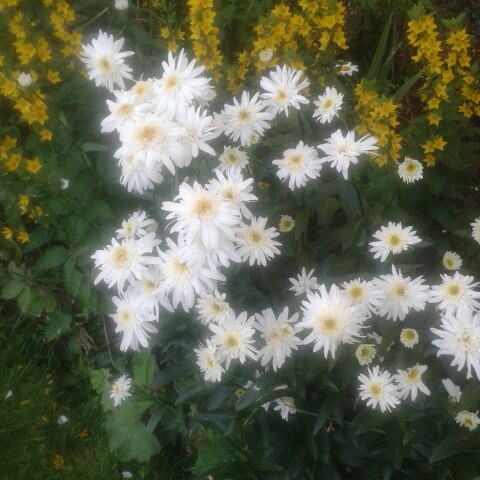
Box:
44;312;72;340
89;368;111;394
106;401;160;463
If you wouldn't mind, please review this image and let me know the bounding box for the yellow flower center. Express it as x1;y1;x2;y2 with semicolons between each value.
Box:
110;246;129;267
192;196;216;218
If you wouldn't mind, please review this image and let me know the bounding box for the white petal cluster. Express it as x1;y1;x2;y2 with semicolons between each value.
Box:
374;266;430;321
358;366;400;412
299;284;368;358
431;306;480;380
317;129;378;180
272;141;322;190
81;30;134;92
110;375;132;407
369;222;421;262
260;65;310;117
313;87;344;124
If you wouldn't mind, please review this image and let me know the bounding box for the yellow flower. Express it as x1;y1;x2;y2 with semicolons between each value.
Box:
53;454;64;471
427;112;441;126
18;195;29;214
39;128;52;141
160;26;170;39
26;157;42;174
424;154;436;167
47;70;61;84
2;227;13;239
427;97;440;110
36;38;52;63
5;153;22;171
16;231;29;244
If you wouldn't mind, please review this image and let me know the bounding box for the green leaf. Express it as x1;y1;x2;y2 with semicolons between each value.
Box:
339;180;362;217
235;388;289;411
153;358;195;388
350;408;390;435
31;246;69;274
106;401;160;463
0;280;24;299
385;423;403;470
44;312;72;340
81;142;111;153
429;429;480;463
393;72;423;103
89;368;111;394
193;442;235;476
17;287;31;313
132;350;155;388
366;12;393;82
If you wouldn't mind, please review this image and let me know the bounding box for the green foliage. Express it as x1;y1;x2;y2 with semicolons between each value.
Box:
1;0;480;479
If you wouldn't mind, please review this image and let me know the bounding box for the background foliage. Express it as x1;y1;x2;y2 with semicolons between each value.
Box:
1;0;480;478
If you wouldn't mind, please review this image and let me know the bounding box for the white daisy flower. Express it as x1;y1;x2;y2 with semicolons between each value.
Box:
218;146;249;171
397;157;423;183
442;379;462;403
81;30;134;92
394;364;430;401
195;290;233;325
313;87;344;124
399;328;419;348
209;311;257;369
442;251;462;271
358;366;400;412
336;62;359;76
111;292;158;351
110;374;132;407
455;410;480;431
289;268;319;296
341;278;382;316
118;153;164;194
101;89;137;133
235;216;281;266
299;284;368;359
154;49;212;117
162;181;241;252
130;267;173;317
207;168;258;220
278;215;295;232
254;307;301;371
429;272;480;316
223;91;273;146
115;112;184;175
355;344;377;366
128;78;156;105
175;105;217;168
260;65;310;117
91;232;161;292
272;141;322;190
369;222;421;262
374;266;430;321
116;211;154;240
471;217;480;244
317;129;378;180
431;306;480;380
157;238;224;312
194;339;224;382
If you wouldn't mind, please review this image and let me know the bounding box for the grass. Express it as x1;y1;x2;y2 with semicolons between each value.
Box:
0;313;193;480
